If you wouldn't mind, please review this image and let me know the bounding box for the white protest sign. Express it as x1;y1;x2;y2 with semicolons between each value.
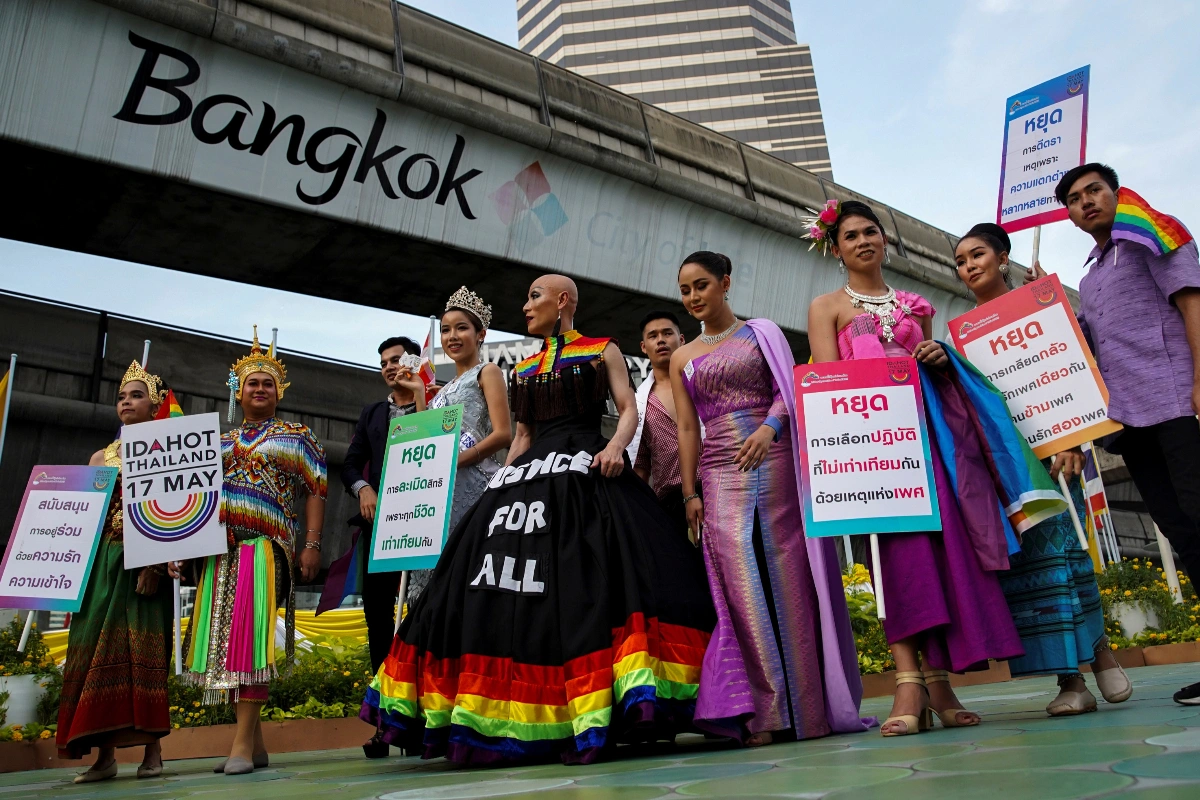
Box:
0;466;115;611
793;358;941;537
997;66;1089;233
121;412;226;569
949;274;1120;457
368;406;463;572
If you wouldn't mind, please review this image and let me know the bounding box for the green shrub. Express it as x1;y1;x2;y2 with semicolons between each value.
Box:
0;618;56;677
1097;557;1199;649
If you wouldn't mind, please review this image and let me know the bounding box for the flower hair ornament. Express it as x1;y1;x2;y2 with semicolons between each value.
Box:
801;199;841;256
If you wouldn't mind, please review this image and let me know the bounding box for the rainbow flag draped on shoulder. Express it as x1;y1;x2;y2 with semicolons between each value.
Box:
1112;187;1193;256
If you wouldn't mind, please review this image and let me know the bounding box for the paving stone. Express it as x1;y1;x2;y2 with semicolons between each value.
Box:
573;762;772;787
984;725;1185;747
778;743;971;767
1145;727;1200;748
824;769;1133;799
917;743;1162;772
1114;751;1200;780
674;765;911;796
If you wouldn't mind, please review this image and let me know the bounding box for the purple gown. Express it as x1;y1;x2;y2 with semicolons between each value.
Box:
683;324;864;741
836;291;1023;672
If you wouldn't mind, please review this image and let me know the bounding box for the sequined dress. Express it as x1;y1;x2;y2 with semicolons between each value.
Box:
182;417;327;703
56;442;172;758
405;364;502;600
361;331;715;765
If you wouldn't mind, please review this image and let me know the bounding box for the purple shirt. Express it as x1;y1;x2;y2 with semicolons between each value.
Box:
1078;237;1200;428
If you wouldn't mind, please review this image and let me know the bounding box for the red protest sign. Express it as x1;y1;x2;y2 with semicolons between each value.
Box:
949;274;1120;458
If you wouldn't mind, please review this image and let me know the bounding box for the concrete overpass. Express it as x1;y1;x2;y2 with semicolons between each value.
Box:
0;0;1002;357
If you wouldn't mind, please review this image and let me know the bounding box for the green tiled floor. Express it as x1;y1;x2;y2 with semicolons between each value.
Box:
8;663;1200;798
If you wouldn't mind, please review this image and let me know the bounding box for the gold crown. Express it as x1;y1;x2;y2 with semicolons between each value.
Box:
120;360;165;404
445;286;492;330
229;325;290;401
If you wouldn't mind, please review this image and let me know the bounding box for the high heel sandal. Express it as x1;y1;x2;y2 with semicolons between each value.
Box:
924;669;980;728
882;671;932;737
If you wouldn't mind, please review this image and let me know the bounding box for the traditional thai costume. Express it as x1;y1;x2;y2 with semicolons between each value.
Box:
182;332;327;703
835;289;1066;672
680;320;870;741
56;362;173;759
361;329;716;765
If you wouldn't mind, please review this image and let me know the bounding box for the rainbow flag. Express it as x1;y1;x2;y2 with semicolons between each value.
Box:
1112;187;1193;255
420;317;437;403
154;389;184;419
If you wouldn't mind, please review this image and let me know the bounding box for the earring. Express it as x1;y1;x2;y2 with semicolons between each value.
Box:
724;291;730;301
999;263;1009;274
838;258;846;274
552;311;562;337
884;250;892;266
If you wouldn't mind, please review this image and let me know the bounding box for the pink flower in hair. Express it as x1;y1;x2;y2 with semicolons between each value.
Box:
818;208;838;225
825;199;838;209
809;225;823;238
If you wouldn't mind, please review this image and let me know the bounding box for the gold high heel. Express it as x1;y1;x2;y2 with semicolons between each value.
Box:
924;669;980;728
882;671;932;737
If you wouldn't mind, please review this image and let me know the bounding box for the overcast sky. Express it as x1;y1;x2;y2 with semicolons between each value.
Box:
1;0;1196;365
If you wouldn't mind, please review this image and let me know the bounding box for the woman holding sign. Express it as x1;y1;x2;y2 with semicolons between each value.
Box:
360;287;513;759
807;201;1055;737
954;222;1131;715
671;251;870;746
57;361;173;781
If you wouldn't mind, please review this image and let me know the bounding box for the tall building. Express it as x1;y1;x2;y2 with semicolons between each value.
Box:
518;0;833;177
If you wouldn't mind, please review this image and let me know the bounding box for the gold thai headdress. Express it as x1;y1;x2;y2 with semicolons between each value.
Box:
226;325;290;422
445;286;492;330
120;360;165;404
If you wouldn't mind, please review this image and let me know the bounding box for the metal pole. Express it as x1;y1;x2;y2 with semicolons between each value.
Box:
842;535;854;570
1154;523;1185;605
1032;225;1042;267
1058;472;1089;550
870;534;885;621
394;571;409;634
16;610;34;653
0;354;15;465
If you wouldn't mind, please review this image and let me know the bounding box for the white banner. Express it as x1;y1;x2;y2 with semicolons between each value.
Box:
121;413;225;568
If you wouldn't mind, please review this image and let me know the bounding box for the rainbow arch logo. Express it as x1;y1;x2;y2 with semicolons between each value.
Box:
128;491;219;542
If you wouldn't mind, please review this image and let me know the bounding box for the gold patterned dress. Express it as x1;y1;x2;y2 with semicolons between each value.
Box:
56;442;172;758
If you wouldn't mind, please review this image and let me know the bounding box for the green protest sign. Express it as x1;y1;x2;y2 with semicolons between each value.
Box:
367;405;463;573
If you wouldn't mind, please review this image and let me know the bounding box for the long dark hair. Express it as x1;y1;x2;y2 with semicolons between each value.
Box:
679;251;733;280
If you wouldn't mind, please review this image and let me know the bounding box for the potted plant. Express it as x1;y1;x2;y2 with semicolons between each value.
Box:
0;618;57;728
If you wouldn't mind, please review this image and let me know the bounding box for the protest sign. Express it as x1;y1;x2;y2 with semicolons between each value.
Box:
121;412;225;569
793;358;940;537
0;466;116;611
368;405;463;573
950;274;1120;458
997;66;1089;233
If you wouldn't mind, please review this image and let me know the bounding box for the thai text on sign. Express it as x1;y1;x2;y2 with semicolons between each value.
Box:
793;358;941;537
121;412;227;569
997;66;1089;233
369;405;463;573
0;466;116;611
950;274;1121;458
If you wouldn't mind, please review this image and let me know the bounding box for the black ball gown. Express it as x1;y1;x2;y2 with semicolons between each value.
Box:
360;330;716;765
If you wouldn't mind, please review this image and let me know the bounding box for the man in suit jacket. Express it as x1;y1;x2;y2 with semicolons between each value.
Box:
343;336;426;673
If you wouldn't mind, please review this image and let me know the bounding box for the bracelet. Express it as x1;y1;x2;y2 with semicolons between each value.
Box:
682;493;701;505
303;541;321;551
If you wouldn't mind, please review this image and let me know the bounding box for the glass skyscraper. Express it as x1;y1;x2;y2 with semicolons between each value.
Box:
518;0;832;177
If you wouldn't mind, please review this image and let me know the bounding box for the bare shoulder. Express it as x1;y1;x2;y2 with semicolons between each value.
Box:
478;362;504;383
87;449;106;467
672;340;700;370
809;289;842;314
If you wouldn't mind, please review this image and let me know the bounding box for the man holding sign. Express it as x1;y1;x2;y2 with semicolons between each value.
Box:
55;361;173;782
1037;163;1200;705
179;329;327;774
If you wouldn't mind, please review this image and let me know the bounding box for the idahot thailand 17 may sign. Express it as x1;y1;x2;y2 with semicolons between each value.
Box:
793;358;940;537
997;66;1089;233
949;274;1121;458
368;406;463;573
121;413;226;569
0;466;116;611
